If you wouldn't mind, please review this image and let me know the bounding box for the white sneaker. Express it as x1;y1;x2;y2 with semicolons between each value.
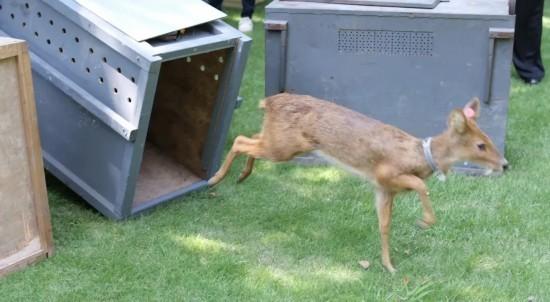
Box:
238;17;253;33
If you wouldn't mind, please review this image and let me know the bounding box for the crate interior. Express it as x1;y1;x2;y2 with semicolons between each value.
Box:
133;48;229;207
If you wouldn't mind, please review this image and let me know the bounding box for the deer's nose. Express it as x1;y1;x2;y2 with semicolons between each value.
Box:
502;159;509;171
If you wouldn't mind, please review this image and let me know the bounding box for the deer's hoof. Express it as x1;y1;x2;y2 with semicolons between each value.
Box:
416;219;433;230
207;176;220;187
236;173;248;184
384;263;397;274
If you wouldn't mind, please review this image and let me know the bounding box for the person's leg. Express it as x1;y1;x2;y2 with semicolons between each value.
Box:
241;0;256;18
208;0;223;11
513;0;545;83
238;0;255;32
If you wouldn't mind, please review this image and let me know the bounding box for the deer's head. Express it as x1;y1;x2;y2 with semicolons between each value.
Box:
446;98;508;174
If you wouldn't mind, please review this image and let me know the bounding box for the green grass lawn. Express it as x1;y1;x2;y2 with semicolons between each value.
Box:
2;4;550;301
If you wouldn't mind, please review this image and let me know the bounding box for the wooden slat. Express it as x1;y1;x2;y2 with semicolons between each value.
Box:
16;42;54;257
0;39;53;278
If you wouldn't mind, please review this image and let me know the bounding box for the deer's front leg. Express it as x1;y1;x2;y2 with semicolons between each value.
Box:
387;174;436;229
416;187;436;230
375;189;396;273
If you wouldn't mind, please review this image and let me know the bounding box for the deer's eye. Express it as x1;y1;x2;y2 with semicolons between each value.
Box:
477;143;486;151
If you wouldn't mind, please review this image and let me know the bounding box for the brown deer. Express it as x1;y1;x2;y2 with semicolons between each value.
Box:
208;93;508;273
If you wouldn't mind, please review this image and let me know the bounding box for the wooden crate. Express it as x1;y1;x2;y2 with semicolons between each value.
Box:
0;38;53;277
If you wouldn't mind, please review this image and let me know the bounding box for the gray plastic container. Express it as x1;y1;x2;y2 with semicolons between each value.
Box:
0;0;251;219
265;0;514;173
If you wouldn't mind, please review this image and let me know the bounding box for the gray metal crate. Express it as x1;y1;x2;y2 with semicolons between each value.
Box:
0;0;251;219
265;0;514;173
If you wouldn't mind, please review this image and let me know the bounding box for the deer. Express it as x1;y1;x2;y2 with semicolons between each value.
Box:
208;93;508;273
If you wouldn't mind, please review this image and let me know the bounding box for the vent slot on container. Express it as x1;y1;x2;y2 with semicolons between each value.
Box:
338;29;434;56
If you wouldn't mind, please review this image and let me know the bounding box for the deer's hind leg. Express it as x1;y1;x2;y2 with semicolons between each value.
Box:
236;134;262;184
208;135;265;186
209;129;314;186
375;189;397;273
237;156;256;183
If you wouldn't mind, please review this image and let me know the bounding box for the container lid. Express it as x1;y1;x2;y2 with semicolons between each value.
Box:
73;0;226;41
280;0;446;9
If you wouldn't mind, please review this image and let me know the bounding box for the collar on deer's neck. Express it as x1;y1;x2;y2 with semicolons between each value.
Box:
422;137;447;181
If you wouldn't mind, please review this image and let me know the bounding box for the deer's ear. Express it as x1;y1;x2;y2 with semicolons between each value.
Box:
463;97;480;120
449;109;467;133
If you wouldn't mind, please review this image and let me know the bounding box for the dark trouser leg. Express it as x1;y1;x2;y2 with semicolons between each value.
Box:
241;0;256;17
513;0;545;82
208;0;223;11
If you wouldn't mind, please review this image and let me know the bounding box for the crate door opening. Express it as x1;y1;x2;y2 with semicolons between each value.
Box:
133;49;229;207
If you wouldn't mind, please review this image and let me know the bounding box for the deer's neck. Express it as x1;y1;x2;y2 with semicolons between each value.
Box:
427;132;457;174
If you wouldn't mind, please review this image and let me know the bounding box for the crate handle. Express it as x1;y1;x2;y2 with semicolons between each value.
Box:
484;28;514;105
264;20;288;95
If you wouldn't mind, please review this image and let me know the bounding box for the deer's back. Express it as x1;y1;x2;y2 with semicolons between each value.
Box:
260;94;422;175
